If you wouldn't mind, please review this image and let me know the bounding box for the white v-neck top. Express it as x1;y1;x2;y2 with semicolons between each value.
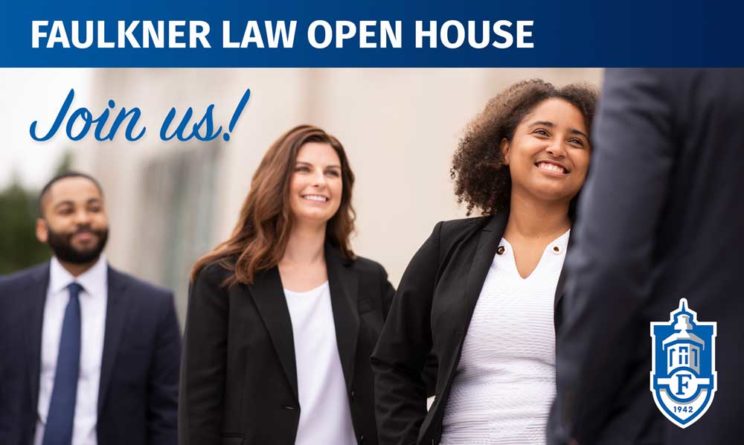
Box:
284;282;356;445
440;230;570;445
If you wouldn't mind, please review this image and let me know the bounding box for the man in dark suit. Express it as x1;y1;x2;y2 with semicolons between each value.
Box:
551;69;744;444
0;172;181;445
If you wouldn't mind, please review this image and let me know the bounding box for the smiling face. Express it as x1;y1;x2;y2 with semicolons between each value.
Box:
501;97;591;206
36;176;109;265
288;142;343;227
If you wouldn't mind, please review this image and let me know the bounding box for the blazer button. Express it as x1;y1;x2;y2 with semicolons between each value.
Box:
358;434;365;443
350;389;356;400
282;405;297;411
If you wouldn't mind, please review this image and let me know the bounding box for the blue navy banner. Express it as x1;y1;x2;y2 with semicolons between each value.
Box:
0;0;741;67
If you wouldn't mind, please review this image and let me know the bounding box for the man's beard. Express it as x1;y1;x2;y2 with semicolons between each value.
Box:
46;225;109;264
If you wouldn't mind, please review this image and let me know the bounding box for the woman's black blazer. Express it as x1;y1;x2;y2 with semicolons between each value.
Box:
179;244;394;445
371;212;568;445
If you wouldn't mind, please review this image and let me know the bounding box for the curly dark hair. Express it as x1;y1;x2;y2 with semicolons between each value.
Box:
451;79;599;217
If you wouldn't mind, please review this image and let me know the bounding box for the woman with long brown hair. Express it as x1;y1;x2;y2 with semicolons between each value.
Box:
179;125;394;445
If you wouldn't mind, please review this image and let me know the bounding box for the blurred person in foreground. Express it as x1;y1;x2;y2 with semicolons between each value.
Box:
0;172;181;445
550;69;744;444
372;79;597;444
179;125;394;445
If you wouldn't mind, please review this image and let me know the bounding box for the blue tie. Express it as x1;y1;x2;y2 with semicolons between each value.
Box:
42;282;83;445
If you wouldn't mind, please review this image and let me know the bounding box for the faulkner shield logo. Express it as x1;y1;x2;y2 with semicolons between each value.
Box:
650;298;717;428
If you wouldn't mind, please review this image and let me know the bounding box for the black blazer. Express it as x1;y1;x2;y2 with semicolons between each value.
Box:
179;245;395;445
371;212;568;445
551;69;744;445
0;262;181;445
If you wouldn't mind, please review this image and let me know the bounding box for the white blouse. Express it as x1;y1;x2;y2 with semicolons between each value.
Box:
440;230;570;445
284;282;357;445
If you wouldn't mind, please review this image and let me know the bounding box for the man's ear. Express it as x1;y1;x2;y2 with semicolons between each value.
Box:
500;138;510;165
36;218;49;243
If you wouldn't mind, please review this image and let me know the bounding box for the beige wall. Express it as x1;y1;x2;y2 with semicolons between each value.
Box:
74;68;602;322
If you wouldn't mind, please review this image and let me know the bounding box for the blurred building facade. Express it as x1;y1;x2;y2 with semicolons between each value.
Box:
73;69;602;324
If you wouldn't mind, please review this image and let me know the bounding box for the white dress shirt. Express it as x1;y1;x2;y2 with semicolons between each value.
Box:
35;256;108;445
284;282;357;445
441;231;569;445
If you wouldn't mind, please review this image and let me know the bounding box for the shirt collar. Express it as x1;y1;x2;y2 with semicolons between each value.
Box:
49;255;108;297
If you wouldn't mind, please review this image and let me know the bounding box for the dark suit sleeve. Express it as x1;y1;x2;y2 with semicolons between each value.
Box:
179;265;229;445
552;70;677;444
148;292;182;445
371;222;442;445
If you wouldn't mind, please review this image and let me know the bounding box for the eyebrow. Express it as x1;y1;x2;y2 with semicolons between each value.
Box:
53;200;74;210
529;121;589;139
52;197;101;210
295;161;342;169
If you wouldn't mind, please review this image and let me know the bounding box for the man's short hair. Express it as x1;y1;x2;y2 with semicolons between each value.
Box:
38;171;104;217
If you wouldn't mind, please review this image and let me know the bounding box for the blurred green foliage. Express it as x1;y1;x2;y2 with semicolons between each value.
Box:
0;151;74;275
0;182;50;274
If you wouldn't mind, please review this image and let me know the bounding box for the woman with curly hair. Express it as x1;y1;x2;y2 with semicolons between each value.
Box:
372;80;598;445
180;125;394;445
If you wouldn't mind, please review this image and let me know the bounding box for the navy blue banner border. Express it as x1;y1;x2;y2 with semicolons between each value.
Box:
1;0;741;67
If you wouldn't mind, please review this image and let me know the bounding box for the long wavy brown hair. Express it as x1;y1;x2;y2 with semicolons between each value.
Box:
191;125;356;286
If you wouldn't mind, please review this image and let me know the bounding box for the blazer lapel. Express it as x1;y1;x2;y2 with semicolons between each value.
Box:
248;267;298;398
27;264;50;413
325;245;359;391
553;232;574;330
427;213;508;440
458;212;508;339
554;267;568;309
98;267;131;413
553;232;574;309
